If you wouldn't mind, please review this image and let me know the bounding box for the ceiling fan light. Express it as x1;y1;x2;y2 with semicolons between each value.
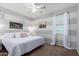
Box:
32;3;36;8
32;8;38;13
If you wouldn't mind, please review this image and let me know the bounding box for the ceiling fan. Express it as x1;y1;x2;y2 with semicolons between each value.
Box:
30;3;46;13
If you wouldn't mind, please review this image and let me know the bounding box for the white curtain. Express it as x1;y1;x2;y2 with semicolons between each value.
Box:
63;12;71;49
51;12;72;49
51;16;56;45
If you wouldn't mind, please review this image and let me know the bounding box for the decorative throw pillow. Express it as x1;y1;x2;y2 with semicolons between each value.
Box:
20;33;27;38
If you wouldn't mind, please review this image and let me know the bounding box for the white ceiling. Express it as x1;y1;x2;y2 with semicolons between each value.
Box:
0;3;77;19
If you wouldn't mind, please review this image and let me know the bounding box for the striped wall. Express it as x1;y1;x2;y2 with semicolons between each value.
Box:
32;6;77;48
33;17;53;43
0;5;77;49
0;8;31;36
76;5;79;53
69;9;77;48
55;10;77;47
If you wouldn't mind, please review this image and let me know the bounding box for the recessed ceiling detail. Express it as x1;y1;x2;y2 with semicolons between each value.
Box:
0;3;77;20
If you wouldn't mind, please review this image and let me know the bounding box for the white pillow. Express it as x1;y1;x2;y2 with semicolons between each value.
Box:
15;33;21;38
15;32;29;38
4;33;14;38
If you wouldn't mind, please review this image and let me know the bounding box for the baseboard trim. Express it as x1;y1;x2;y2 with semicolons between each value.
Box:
45;42;50;44
76;49;79;54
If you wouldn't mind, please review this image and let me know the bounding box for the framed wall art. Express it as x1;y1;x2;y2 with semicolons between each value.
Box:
39;21;47;28
9;22;23;29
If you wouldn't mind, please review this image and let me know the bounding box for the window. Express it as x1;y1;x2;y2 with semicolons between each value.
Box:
56;14;64;34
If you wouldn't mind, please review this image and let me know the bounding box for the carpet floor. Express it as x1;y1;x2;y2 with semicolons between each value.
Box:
0;44;79;56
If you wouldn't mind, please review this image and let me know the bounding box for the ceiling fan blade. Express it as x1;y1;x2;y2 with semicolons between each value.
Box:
32;3;36;8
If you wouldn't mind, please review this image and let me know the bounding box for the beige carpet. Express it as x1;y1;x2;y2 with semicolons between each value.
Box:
0;44;79;56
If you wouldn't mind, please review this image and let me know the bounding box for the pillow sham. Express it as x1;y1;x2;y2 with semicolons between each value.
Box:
20;33;28;38
4;33;15;38
15;33;21;38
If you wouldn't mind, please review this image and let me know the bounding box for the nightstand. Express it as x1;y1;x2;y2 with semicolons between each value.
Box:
0;39;2;50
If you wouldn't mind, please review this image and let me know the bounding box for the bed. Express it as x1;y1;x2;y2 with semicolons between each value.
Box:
2;36;44;56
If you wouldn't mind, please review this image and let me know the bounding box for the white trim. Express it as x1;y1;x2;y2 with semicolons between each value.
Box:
50;16;56;45
76;49;79;54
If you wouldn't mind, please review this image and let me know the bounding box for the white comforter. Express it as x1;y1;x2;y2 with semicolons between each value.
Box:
2;36;44;56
